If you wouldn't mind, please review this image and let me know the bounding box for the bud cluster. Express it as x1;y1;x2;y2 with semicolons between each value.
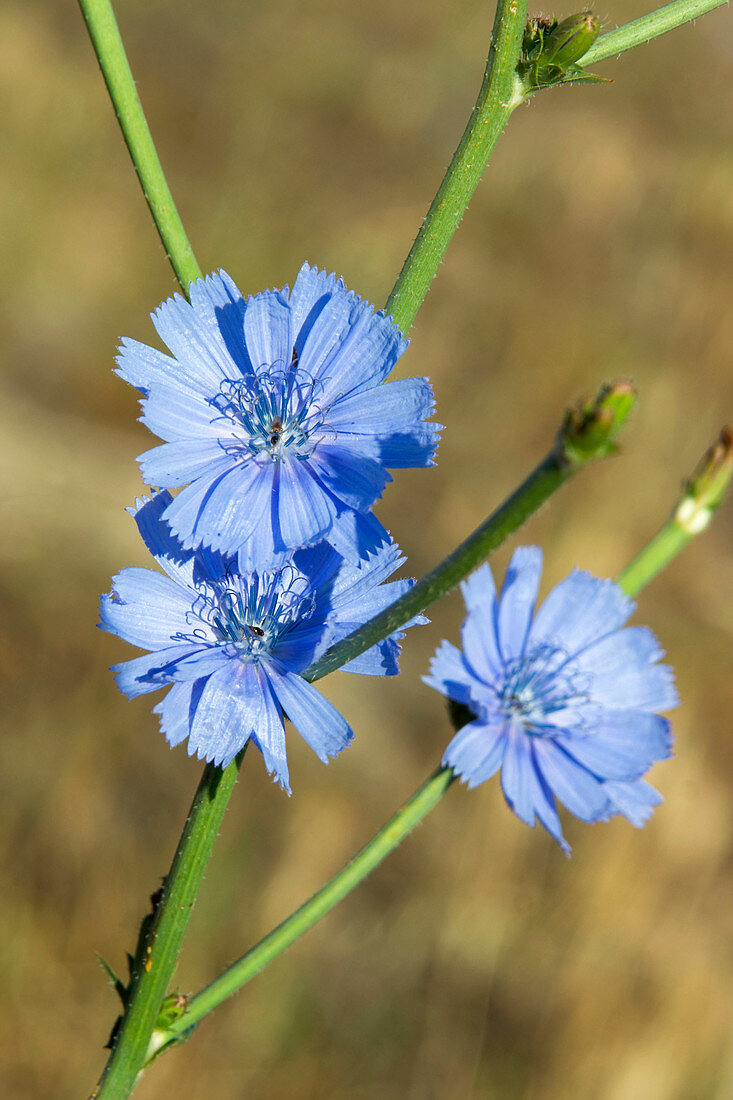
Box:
518;11;604;95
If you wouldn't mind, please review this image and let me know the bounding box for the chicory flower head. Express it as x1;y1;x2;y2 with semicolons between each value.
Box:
116;264;440;568
424;547;677;854
100;493;424;790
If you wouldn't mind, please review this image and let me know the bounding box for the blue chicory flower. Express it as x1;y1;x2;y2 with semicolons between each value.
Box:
116;264;441;568
424;547;677;853
100;493;423;790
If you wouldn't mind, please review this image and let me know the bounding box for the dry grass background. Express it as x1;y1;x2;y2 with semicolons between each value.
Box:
2;1;733;1097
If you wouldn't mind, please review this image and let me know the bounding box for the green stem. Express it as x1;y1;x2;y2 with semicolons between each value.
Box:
77;0;201;294
385;0;529;333
583;0;728;67
616;522;691;594
93;759;242;1099
156;766;456;1052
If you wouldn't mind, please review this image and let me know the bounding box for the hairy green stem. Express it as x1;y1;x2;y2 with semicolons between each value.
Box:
93;758;242;1099
77;0;201;293
155;766;456;1053
583;0;728;67
385;0;529;333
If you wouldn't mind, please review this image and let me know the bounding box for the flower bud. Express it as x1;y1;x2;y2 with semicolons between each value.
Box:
542;12;600;68
156;992;188;1030
675;427;733;534
558;380;636;465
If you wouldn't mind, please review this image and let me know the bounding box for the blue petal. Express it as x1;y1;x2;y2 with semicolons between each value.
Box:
500;723;540;825
273;620;335;673
330;376;434;429
291;539;348;594
329;378;440;468
153;681;205;749
340;637;402;676
529;569;634;656
576;628;678;712
138;441;230;489
248;672;291;793
423;640;478;708
163;460;274;553
605;661;678;712
574;624;662;672
497;546;543;661
265;660;353;764
460;564;503;687
116;338;181;393
168;645;232;681
242;289;292;375
324;505;391;562
311;444;390;512
295;289;365;393
151;285;240;391
275;457;335;549
325;551;407;620
374;423;441;470
236;519;283;573
111;644;203;698
557;711;672;780
444;719;505;786
186;659;273;769
128;492;196;587
194;460;275;552
601;778;663;826
500;726;569;852
101;567;199;650
188;270;255;380
532;738;611;822
137;382;221;443
302;291;408;406
288;263;343;344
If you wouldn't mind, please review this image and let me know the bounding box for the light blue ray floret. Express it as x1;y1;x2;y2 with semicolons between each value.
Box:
424;547;677;854
100;493;426;789
116;264;441;567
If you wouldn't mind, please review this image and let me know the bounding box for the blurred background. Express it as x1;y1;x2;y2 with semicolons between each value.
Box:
2;1;733;1096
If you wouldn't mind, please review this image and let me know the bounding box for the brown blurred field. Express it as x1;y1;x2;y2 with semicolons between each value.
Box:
2;2;733;1097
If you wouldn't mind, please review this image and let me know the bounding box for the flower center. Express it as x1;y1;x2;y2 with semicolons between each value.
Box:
498;644;587;735
208;566;316;661
212;355;331;462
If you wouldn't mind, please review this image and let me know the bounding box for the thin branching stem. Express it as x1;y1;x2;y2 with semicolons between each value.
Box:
78;0;201;293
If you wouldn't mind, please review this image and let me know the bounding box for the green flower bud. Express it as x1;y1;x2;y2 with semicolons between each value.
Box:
558;380;636;466
542;11;600;68
675;427;733;534
156;992;189;1030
